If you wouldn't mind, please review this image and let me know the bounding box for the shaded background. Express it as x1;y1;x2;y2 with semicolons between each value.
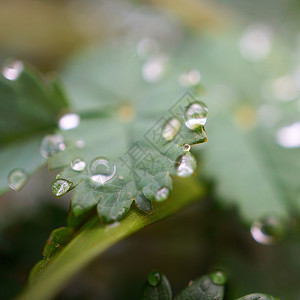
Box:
1;0;300;299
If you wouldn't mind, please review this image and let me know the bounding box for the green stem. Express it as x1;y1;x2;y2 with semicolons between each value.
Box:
18;177;205;300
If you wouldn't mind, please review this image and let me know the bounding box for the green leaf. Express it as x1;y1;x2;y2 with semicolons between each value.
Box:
140;271;172;300
18;177;204;300
175;275;225;300
0;62;68;194
236;294;279;300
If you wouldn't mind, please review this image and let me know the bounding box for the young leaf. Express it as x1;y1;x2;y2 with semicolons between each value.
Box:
0;62;68;194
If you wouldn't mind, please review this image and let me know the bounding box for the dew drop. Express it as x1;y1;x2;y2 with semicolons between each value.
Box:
183;144;191;151
209;270;227;285
58;113;80;131
40;134;66;158
88;156;116;185
142;55;167;82
71;158;86;171
175;152;197;177
148;271;162;287
250;216;284;245
7;168;28;191
276;122;300;148
162;118;181;141
178;69;201;87
184;101;208;130
2;60;24;81
118;207;126;216
51;179;72;197
155;187;170;202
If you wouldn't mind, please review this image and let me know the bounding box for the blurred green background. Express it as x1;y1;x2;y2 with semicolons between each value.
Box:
1;0;300;299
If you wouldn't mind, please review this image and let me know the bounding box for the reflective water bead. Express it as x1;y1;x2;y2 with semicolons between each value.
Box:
51;179;72;197
209;270;227;285
58;113;80;131
40;134;66;158
184;101;208;129
148;271;162;287
7;168;28;191
162;118;181;141
178;69;201;87
250;216;284;245
71;158;86;171
2;60;24;81
175;152;197;177
183;144;191;151
155;187;170;202
88;156;116;185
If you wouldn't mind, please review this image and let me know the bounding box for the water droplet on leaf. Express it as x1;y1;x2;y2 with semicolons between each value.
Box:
162;118;181;141
209;270;227;285
175;152;197;177
183;144;191;151
250;216;284;245
184;101;208;129
148;271;162;287
58;113;80;131
7;168;28;191
40;134;66;158
71;158;86;171
88;157;116;185
52;179;72;197
155;187;170;202
2;60;24;81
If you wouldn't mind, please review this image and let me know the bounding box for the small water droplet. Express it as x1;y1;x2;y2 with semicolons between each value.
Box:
184;101;208;130
71;158;86;171
51;179;72;197
155;187;170;202
239;23;272;61
7;168;28;191
137;37;159;59
183;144;191;151
118;208;126;215
40;134;66;158
178;69;201;87
2;60;24;81
175;152;197;177
58;113;80;131
209;270;227;285
276;122;300;148
148;271;162;287
250;216;284;245
54;243;60;248
162;118;181;141
142;55;168;82
88;157;116;185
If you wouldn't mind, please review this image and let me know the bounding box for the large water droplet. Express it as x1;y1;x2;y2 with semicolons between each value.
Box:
175;152;197;177
2;60;24;81
155;187;170;202
148;271;162;287
58;113;80;131
7;168;28;191
276;122;300;148
250;216;284;245
184;101;208;130
51;179;72;197
162;118;181;141
209;270;227;285
88;157;116;185
178;69;201;87
142;55;168;82
71;158;86;171
40;134;66;158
